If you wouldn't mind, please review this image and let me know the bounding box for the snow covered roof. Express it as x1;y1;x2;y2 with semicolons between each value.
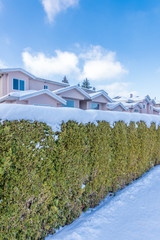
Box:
89;90;113;103
0;90;66;105
153;107;160;113
81;87;96;94
107;102;128;111
123;102;142;109
113;95;156;105
0;68;69;87
53;85;91;99
0;68;36;79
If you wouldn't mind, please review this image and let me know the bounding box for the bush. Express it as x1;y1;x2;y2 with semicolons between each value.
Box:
0;120;160;239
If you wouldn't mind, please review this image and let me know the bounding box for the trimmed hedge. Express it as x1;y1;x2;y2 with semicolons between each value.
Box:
0;120;160;239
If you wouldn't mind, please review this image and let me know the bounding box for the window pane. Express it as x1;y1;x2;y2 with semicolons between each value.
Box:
91;103;99;110
13;79;18;90
20;80;25;91
62;100;74;108
44;85;48;89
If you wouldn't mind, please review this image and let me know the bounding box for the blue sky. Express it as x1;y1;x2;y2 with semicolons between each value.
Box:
0;0;160;98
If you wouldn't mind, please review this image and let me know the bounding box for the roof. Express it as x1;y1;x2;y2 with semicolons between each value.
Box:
81;87;96;94
107;102;128;111
123;102;142;109
113;95;156;105
0;68;36;79
0;89;66;105
0;68;69;87
89;90;113;103
153;107;160;113
53;85;91;99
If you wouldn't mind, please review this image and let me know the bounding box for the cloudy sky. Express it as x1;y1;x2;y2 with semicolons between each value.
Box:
0;0;160;97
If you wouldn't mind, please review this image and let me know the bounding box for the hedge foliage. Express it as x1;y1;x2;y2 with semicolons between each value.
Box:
1;120;160;239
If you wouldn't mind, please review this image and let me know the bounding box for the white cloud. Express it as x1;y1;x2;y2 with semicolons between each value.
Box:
22;50;80;79
41;0;79;22
97;82;136;98
22;45;129;88
0;60;7;68
80;45;128;81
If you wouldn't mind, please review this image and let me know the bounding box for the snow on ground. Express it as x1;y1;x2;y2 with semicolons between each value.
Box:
0;104;160;132
46;166;160;240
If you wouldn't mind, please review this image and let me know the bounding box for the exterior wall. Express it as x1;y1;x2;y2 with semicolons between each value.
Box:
140;100;148;114
130;106;141;113
16;100;28;105
1;74;8;96
0;71;67;97
153;110;159;115
108;105;124;112
155;104;160;107
0;77;2;97
80;101;87;110
7;71;30;93
27;94;60;107
29;79;64;91
58;89;86;100
148;102;154;114
92;95;109;103
101;103;107;110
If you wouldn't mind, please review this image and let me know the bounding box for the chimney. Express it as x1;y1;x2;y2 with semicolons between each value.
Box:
130;93;133;98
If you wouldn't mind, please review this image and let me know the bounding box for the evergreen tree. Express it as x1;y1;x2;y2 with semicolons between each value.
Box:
62;76;69;84
81;78;92;89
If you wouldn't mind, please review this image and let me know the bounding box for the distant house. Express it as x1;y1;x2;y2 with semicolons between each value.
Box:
123;102;142;113
0;68;158;115
113;94;157;115
107;102;128;112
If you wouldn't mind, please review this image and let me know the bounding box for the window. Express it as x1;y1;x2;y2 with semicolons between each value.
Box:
62;100;74;108
134;109;139;112
150;105;152;110
44;85;48;89
13;79;25;91
143;104;146;109
91;103;100;110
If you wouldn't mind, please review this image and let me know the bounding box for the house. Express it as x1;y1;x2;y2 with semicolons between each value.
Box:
0;68;68;107
107;102;128;112
122;102;142;113
113;94;157;114
153;107;160;115
88;90;113;110
0;90;66;107
53;85;91;108
0;68;158;114
0;68;113;111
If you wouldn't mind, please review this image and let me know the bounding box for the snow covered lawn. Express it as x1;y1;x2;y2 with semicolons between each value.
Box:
46;166;160;240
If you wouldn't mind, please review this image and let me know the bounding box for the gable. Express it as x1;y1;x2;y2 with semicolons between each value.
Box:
113;105;124;111
92;95;110;103
58;89;86;100
25;93;60;107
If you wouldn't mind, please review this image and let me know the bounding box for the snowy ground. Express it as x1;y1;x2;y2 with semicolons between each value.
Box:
0;104;160;132
46;166;160;240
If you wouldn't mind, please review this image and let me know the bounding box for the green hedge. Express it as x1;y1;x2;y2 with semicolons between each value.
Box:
0;120;160;239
